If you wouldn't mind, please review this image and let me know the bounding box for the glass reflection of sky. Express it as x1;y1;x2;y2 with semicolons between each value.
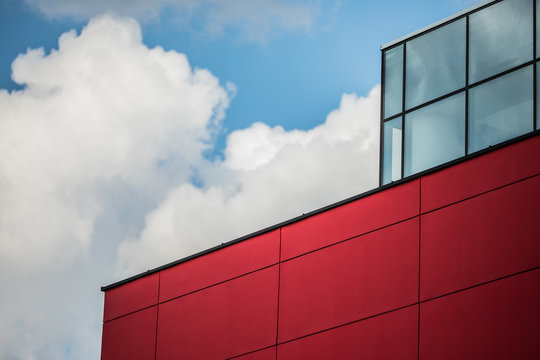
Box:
469;0;533;83
384;45;403;119
382;0;538;183
383;118;402;184
406;18;465;110
404;92;465;176
469;65;533;152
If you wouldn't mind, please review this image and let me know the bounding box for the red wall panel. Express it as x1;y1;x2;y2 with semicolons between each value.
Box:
278;218;419;342
156;266;279;360
103;272;159;322
421;175;540;300
101;134;540;360
421;134;540;213
232;347;276;360
277;305;418;360
420;269;540;360
101;306;157;360
281;179;419;260
160;229;280;302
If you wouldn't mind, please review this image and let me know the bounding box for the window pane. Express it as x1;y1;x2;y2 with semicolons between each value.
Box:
406;18;466;109
383;45;403;119
469;66;533;153
469;0;533;83
404;92;465;177
382;117;402;185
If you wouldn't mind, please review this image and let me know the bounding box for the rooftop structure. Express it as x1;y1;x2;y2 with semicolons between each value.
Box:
380;0;539;184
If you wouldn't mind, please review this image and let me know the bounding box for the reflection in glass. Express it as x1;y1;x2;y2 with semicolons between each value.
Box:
406;18;466;109
383;118;402;185
383;45;403;119
469;66;533;153
404;92;465;177
469;0;533;83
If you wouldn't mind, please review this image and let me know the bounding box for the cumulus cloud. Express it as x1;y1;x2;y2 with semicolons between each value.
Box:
1;13;231;274
0;12;379;360
0;14;231;358
117;87;380;275
25;0;334;41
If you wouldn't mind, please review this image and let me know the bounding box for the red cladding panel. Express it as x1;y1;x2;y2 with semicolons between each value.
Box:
101;306;157;360
421;134;540;213
421;175;540;300
160;230;280;302
156;266;279;360
233;347;276;360
281;179;419;260
103;272;159;322
420;269;540;360
278;218;419;342
277;306;418;360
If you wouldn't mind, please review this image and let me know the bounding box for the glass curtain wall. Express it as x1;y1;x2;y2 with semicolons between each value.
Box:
381;0;538;185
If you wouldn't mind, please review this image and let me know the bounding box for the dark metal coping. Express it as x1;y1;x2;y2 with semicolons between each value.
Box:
101;130;540;291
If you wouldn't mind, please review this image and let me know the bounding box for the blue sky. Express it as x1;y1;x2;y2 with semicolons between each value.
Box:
0;0;482;358
1;0;480;149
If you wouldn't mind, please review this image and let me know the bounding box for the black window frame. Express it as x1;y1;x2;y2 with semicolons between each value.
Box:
379;0;540;186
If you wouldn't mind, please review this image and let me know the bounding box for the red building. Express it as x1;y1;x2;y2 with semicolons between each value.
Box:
101;0;540;358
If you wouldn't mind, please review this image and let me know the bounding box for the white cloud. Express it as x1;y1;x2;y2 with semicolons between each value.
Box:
25;0;334;42
0;13;379;360
117;87;380;275
0;14;230;358
1;14;231;273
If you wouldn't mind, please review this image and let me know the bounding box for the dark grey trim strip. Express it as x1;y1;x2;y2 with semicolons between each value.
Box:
379;49;385;185
465;15;470;155
534;0;537;131
401;44;406;179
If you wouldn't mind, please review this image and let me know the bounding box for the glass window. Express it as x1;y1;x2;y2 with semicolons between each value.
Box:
382;117;402;185
383;45;403;119
469;0;533;83
469;65;533;153
404;92;465;177
406;18;466;109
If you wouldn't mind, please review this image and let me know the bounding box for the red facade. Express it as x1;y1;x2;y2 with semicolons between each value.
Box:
101;135;540;359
